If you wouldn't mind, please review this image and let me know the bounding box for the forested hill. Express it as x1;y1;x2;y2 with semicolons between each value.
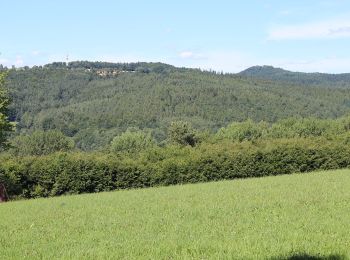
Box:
4;61;350;150
239;65;350;87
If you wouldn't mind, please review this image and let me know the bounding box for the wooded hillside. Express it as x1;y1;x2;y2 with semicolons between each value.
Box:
4;62;350;150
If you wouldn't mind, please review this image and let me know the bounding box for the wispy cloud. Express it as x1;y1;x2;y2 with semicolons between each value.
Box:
98;54;158;63
15;56;24;66
0;55;25;67
169;50;257;72
164;27;172;33
268;18;350;40
178;51;204;59
170;49;350;74
1;49;349;74
275;56;350;73
31;50;41;56
320;0;348;7
179;51;195;59
278;10;292;16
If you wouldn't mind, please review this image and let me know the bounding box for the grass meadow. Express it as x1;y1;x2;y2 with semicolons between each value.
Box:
1;169;350;259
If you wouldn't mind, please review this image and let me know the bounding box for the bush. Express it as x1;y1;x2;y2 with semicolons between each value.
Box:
168;121;198;147
9;130;74;156
110;129;155;154
1;137;350;199
216;120;267;142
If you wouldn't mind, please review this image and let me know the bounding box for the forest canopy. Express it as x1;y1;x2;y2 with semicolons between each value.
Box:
4;62;350;150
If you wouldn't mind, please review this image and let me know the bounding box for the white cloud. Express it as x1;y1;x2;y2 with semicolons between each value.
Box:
320;0;347;7
169;50;257;72
169;49;350;74
268;18;350;40
0;58;9;65
31;50;41;56
274;57;350;73
178;51;205;60
15;56;24;66
179;51;194;59
1;56;24;67
98;54;156;63
1;49;349;74
278;10;292;16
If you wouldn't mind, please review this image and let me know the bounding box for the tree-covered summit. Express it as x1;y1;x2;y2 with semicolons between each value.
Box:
239;65;350;87
41;61;177;73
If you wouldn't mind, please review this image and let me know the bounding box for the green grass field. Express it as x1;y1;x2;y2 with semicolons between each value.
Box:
1;169;350;259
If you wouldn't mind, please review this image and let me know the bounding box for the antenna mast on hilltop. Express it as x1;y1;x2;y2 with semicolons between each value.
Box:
66;54;69;67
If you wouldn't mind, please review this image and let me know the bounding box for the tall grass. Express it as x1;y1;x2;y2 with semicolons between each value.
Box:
0;169;349;259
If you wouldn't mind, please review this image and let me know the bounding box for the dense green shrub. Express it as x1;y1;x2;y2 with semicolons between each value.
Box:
167;121;198;147
216;120;268;142
1;137;350;199
110;129;155;154
216;116;350;141
9;130;74;156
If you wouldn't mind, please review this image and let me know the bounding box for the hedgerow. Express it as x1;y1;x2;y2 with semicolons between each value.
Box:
1;137;349;199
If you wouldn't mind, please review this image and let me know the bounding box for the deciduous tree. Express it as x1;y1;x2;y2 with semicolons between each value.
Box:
0;72;13;150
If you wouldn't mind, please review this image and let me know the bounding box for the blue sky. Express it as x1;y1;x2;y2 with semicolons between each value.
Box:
1;0;350;73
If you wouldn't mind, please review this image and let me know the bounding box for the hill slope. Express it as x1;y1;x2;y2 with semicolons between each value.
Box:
1;169;349;259
239;65;350;87
5;61;350;149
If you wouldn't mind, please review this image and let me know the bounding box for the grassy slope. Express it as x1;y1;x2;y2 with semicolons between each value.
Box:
1;169;350;259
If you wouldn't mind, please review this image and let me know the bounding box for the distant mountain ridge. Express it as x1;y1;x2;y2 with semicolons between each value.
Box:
239;65;350;87
5;61;350;83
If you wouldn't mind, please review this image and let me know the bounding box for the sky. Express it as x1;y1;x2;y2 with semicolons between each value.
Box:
1;0;350;73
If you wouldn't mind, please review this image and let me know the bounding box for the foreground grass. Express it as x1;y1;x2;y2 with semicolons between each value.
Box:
1;170;350;259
